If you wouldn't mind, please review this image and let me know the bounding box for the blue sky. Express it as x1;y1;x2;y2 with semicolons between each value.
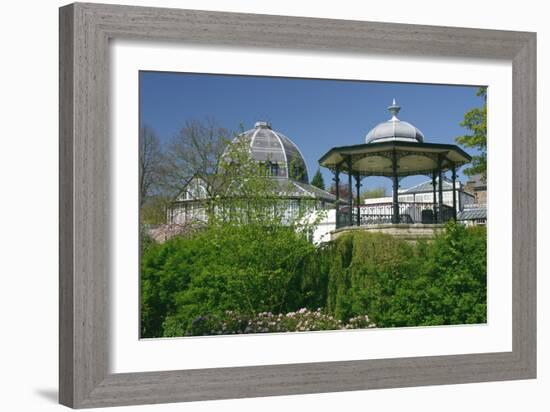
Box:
139;71;484;192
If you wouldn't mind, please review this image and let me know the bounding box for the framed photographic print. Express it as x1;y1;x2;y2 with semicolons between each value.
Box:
59;2;536;408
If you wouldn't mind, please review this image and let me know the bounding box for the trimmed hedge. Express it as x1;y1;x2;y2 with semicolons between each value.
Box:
322;224;487;327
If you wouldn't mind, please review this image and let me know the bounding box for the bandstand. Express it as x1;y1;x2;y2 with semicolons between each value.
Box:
319;100;472;230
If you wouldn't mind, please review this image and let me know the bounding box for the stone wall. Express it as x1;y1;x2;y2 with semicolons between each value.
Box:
331;223;445;243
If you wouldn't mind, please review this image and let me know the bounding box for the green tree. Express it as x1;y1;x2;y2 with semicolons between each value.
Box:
455;87;487;180
310;168;326;190
362;186;387;201
205;135;325;234
140;195;171;225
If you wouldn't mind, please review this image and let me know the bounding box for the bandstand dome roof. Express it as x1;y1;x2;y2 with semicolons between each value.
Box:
318;99;472;177
229;121;309;184
365;99;424;144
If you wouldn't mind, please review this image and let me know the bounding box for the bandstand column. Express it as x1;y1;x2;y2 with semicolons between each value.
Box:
355;173;361;226
438;155;444;223
432;170;437;223
347;155;353;227
452;163;457;220
392;150;399;224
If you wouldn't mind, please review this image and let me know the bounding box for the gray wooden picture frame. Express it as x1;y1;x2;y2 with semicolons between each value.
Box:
59;2;536;408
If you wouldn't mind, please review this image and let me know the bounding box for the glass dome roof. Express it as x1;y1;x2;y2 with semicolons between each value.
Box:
365;99;425;144
229;121;309;184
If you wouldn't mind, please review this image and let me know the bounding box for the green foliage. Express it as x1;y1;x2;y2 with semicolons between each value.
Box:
310;168;326;190
322;222;487;327
414;222;487;325
205;137;324;233
324;231;416;322
455;87;487;179
140;195;170;225
361;186;387;200
141;223;487;337
139;226;156;254
141;224;316;337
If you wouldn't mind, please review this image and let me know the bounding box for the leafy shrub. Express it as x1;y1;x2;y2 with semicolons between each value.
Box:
141;221;487;337
323;230;416;322
322;222;487;327
141;223;316;337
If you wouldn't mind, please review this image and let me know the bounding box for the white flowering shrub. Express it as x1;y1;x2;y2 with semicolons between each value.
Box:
184;308;376;336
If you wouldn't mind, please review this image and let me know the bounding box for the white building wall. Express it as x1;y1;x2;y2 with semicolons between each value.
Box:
364;189;474;209
311;209;336;244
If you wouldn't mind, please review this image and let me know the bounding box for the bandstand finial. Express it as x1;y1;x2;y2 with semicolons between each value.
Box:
388;98;401;119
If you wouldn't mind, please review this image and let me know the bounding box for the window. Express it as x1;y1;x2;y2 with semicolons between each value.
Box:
292;164;305;181
264;161;279;177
